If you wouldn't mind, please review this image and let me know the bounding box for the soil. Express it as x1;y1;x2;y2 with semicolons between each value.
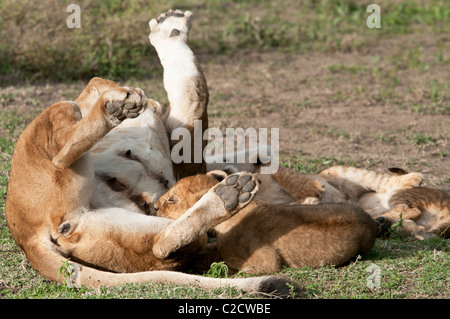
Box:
1;34;448;190
201;37;449;189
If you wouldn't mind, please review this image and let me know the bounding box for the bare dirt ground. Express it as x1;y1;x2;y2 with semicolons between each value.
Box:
1;33;449;191
203;45;449;190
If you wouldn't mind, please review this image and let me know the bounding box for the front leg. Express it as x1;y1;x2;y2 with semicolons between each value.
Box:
52;86;147;169
149;10;209;178
74;77;121;116
153;172;259;259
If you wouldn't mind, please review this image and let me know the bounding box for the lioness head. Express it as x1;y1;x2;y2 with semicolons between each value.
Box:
155;170;228;219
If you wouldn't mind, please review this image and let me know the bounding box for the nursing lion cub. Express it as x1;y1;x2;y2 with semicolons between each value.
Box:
155;171;377;274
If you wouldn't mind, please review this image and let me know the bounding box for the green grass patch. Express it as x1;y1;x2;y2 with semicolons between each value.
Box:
1;0;448;81
0;123;449;299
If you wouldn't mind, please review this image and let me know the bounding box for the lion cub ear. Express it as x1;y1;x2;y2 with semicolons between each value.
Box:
206;170;228;182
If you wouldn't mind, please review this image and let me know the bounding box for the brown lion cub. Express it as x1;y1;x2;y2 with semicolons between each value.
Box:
155;171;377;274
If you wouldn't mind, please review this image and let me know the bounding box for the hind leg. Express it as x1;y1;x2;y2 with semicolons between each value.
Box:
271;166;325;203
375;216;432;240
149;9;209;178
382;204;422;221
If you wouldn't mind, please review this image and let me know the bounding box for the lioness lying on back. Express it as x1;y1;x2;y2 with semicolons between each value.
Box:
155;171;377;274
5;9;300;296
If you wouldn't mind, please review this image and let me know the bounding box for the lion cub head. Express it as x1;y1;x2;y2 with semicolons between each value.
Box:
155;170;228;219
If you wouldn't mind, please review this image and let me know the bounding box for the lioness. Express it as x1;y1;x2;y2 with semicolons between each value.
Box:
155;171;378;274
5;10;298;296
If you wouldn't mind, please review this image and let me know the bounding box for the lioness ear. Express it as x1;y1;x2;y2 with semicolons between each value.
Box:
207;170;228;182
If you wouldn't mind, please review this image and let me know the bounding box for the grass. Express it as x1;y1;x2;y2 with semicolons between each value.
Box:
0;0;449;300
1;198;449;299
284;237;449;299
0;109;447;299
1;119;448;299
0;0;449;81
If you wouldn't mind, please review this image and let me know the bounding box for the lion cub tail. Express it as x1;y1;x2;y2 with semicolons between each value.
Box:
24;239;300;298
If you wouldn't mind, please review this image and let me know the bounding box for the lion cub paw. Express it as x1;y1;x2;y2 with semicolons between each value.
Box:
214;172;259;212
103;87;147;126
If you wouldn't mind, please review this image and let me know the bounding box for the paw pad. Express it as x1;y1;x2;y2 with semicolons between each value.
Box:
149;9;193;47
215;173;259;211
105;88;147;125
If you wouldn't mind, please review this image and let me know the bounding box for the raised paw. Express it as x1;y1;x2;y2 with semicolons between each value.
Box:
149;9;193;47
214;172;259;211
103;87;147;125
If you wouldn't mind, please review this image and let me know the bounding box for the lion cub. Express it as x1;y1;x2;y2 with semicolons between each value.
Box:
155;171;377;274
227;162;449;239
319;166;450;239
372;186;450;239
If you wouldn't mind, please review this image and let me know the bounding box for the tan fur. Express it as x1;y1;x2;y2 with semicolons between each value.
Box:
7;83;168;273
377;187;450;239
268;166;325;204
5;10;298;296
5;80;292;294
155;171;377;274
319;165;424;195
318;166;449;239
212;158;447;239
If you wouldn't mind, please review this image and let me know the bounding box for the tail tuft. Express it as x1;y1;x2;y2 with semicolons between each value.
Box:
258;276;304;299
